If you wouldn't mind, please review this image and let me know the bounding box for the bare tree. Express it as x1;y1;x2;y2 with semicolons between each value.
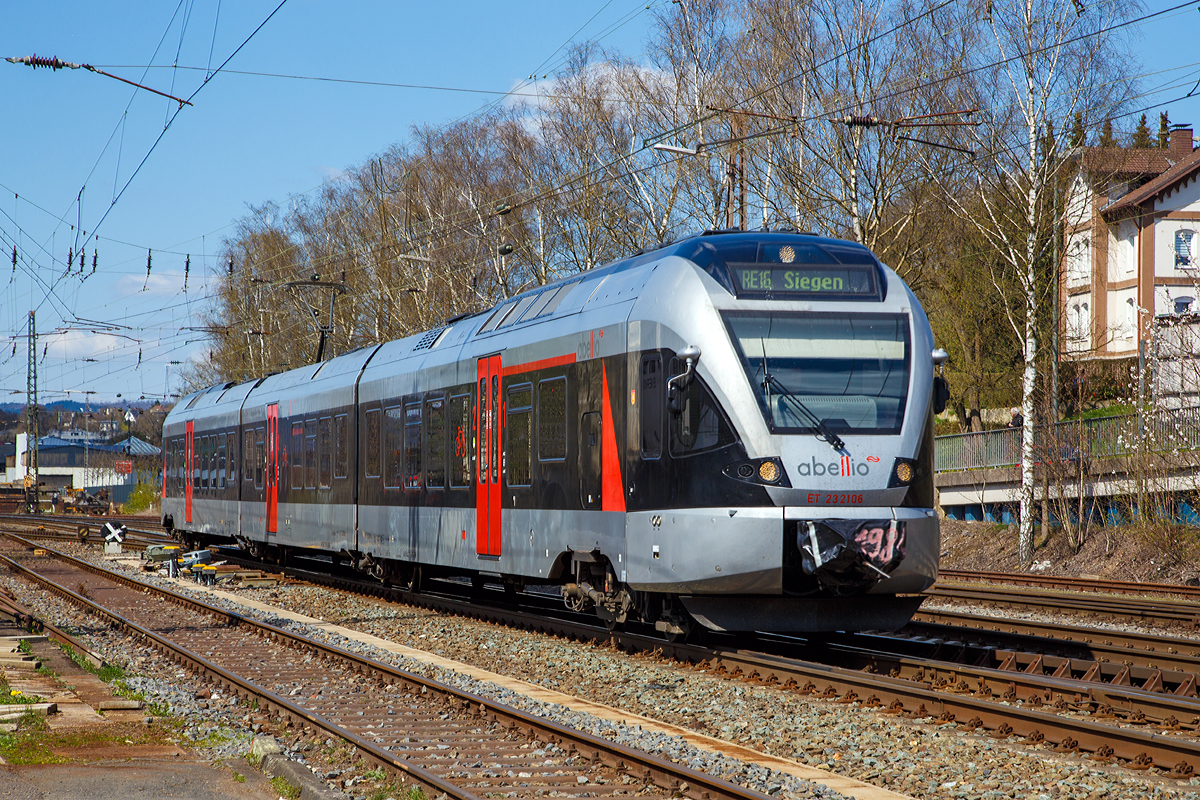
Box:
946;0;1138;563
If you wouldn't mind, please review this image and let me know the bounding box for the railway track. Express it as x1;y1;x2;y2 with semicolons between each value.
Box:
184;546;1200;775
0;532;787;800
926;581;1200;629
18;521;1200;775
940;568;1200;601
0;514;172;551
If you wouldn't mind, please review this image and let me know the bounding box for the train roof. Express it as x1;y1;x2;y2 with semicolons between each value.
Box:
173;230;884;409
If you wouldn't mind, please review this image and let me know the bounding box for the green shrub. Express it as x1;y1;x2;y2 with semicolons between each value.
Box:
124;482;159;514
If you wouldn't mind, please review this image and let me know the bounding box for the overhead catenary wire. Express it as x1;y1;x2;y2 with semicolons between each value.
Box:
4;0;1195;400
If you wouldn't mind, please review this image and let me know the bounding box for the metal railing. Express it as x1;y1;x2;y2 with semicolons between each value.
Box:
934;406;1200;472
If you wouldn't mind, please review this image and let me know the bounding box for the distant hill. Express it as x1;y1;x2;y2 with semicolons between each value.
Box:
0;399;162;414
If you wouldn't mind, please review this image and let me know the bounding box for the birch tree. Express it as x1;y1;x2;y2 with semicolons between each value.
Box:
957;0;1138;562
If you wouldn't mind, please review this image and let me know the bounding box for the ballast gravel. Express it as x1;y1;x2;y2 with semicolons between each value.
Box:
4;546;1200;800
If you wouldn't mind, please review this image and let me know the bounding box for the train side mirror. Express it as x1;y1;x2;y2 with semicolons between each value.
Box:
933;376;950;415
667;346;701;414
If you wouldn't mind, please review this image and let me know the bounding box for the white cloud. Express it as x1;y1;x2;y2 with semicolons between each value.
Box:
113;270;186;298
45;331;132;360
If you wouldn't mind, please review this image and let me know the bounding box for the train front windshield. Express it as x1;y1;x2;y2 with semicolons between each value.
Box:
724;312;910;435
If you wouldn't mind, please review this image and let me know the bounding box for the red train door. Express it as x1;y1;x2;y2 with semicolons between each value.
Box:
475;355;502;558
185;421;193;523
266;404;279;535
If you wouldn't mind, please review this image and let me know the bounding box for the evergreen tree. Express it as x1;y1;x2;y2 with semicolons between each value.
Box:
1099;118;1116;147
1159;111;1171;148
1069;111;1085;147
1131;114;1152;148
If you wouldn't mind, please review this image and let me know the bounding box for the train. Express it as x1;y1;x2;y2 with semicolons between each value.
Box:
161;230;946;637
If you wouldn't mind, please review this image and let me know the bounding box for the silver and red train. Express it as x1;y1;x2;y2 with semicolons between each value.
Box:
162;230;943;636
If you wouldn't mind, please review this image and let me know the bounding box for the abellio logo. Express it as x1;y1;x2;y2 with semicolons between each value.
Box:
796;455;871;477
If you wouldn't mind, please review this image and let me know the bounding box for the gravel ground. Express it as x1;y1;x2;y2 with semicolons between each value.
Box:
7;547;1200;800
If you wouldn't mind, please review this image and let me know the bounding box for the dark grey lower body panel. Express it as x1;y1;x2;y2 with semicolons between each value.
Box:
681;593;925;632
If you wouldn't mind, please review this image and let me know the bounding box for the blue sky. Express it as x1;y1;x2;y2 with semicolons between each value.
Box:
1;0;1198;406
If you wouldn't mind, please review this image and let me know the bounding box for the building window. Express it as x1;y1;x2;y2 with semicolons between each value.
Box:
1176;296;1194;315
1067;238;1090;284
1125;298;1136;338
1176;230;1196;268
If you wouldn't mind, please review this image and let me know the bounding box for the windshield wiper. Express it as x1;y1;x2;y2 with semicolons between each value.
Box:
761;372;846;451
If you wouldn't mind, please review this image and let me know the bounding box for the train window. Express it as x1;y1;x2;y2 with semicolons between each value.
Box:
641;355;663;459
244;430;254;482
201;434;211;491
291;423;304;487
334;415;348;479
506;385;533;487
384;406;403;488
477;379;487;484
227;432;236;484
319;417;332;488
255;427;265;489
305;420;317;489
537;377;567;461
194;437;201;488
668;361;735;457
425;396;446;489
365;409;381;478
491;376;499;483
403;404;422;490
218;438;227;489
449;394;472;488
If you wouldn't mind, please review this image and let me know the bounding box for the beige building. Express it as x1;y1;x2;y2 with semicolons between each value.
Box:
1062;126;1200;358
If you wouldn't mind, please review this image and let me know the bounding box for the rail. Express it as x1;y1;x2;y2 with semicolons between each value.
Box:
935;405;1200;472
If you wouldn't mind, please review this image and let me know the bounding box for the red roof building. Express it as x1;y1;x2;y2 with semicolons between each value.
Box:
1061;125;1200;358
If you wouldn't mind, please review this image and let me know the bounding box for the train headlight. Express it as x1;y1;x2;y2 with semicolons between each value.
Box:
888;458;919;487
722;458;790;487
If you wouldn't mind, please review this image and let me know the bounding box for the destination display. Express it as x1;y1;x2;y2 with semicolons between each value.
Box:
730;262;879;299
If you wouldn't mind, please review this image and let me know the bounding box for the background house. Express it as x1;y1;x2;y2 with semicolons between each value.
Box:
1063;125;1200;359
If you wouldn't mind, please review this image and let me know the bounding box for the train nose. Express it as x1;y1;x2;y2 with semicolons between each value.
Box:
795;518;905;593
